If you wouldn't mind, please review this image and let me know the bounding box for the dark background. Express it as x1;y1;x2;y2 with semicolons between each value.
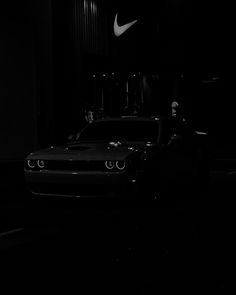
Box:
0;0;233;161
0;1;234;291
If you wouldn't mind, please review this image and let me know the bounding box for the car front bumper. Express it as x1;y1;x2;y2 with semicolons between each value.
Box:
24;169;140;199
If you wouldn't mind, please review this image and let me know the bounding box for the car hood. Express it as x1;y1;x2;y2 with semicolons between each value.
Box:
27;141;152;161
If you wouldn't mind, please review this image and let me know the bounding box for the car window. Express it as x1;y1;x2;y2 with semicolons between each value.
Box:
78;120;159;142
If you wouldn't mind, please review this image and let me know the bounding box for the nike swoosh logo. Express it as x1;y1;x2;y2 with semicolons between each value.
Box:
113;13;138;37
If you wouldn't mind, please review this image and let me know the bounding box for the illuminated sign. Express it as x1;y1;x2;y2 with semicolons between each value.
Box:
113;13;138;37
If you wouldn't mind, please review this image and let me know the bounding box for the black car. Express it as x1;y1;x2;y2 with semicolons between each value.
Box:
24;116;209;203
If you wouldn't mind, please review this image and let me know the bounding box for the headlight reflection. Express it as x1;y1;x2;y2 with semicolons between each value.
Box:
37;160;45;169
105;160;115;170
116;161;126;170
27;160;36;169
105;160;126;171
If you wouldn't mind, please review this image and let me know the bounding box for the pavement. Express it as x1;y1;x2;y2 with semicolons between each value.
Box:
0;192;232;292
0;152;235;291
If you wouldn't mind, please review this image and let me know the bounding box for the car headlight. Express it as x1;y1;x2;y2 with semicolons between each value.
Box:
37;160;45;169
105;160;115;170
27;159;36;169
116;161;126;170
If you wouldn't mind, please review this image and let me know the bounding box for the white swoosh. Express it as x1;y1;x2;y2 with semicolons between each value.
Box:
113;13;138;37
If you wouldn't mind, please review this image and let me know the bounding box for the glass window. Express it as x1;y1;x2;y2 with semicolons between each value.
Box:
78;120;159;142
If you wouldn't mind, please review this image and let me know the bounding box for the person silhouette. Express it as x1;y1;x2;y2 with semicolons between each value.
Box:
171;100;179;117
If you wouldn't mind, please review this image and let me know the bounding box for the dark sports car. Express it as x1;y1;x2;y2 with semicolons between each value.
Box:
24;116;209;202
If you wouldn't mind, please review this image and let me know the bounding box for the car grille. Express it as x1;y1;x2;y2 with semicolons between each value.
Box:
44;160;105;171
29;183;115;197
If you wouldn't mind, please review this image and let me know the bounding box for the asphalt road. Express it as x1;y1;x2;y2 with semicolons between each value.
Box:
0;168;234;291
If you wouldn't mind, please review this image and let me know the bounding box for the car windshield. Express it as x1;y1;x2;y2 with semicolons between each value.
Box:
77;120;159;142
